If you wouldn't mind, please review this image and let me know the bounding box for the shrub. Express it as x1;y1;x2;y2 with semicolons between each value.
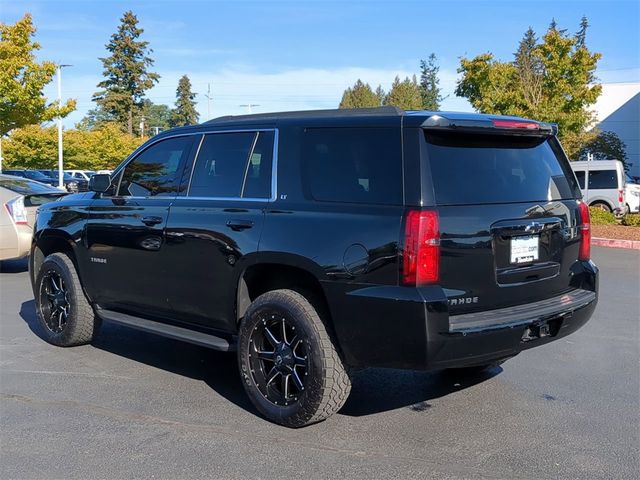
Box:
621;214;640;227
589;207;617;225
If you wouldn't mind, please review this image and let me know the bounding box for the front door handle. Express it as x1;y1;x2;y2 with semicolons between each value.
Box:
226;219;254;231
141;216;163;226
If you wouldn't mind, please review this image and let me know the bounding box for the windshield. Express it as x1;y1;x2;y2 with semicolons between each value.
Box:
24;171;51;180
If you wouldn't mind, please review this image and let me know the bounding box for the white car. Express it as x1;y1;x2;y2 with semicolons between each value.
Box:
65;170;96;181
625;174;640;214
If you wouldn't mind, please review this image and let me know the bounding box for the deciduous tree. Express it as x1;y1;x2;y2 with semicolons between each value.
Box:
0;14;75;136
578;130;629;170
455;18;601;159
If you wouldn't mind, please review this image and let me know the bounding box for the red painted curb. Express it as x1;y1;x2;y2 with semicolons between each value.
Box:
592;237;640;250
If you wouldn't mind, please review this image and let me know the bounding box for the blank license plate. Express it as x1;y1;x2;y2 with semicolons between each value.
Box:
510;235;539;264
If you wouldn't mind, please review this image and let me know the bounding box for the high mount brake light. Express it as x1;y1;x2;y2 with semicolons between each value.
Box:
402;210;440;286
577;201;591;261
492;119;540;130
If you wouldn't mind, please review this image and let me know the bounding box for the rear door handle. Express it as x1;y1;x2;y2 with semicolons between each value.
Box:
141;216;163;226
226;219;254;231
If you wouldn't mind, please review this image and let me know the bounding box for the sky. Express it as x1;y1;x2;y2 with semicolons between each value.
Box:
2;0;639;128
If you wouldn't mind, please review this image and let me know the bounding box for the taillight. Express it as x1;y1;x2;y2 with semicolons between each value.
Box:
577;201;590;261
618;189;624;205
492;119;540;130
4;196;28;225
402;210;440;285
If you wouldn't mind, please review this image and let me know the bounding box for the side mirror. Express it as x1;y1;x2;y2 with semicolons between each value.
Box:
89;174;111;193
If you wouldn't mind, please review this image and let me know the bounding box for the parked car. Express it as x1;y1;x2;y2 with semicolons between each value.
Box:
624;174;640;214
2;169;60;188
570;160;626;214
30;107;598;427
0;175;66;261
37;170;89;193
66;170;97;181
96;169;113;175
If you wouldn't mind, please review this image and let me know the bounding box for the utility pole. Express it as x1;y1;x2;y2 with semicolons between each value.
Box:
56;64;72;189
239;104;260;114
205;83;213;120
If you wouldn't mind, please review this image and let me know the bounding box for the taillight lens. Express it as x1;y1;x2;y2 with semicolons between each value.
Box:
492;119;540;130
578;201;591;261
4;196;28;225
618;189;624;205
402;210;440;285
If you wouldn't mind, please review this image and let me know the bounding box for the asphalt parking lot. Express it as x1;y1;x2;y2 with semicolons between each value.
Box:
1;247;638;479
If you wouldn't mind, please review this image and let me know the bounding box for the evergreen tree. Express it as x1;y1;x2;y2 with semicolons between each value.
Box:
578;131;629;170
171;75;199;126
93;11;159;134
384;75;422;110
0;14;75;136
375;85;386;106
339;79;380;108
419;53;443;110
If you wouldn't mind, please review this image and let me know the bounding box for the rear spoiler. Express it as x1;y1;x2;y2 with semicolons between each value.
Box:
421;115;557;137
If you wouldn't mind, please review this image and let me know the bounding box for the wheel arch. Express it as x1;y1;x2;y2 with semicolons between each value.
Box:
30;230;83;296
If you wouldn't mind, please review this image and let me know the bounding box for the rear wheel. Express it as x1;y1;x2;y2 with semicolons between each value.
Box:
238;289;351;428
34;253;98;347
590;201;612;213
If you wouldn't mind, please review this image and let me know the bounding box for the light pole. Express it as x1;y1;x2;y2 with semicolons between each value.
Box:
205;83;213;120
56;64;72;189
239;104;260;114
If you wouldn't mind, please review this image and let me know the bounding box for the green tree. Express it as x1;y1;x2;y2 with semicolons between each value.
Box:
0;14;75;136
140;100;172;134
419;53;443;110
578;130;629;170
93;11;159;135
456;19;601;159
171;75;199;126
384;75;422;110
339;79;381;108
375;85;386;105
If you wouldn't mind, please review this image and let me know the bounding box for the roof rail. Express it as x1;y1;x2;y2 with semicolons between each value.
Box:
204;106;405;124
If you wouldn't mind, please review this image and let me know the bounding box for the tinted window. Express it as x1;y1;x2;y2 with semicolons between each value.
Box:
242;131;274;199
188;132;255;198
0;177;61;194
302;127;402;205
574;170;586;189
588;170;617;189
118;136;192;197
425;133;578;205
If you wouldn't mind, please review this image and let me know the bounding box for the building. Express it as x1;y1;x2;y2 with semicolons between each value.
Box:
592;83;640;178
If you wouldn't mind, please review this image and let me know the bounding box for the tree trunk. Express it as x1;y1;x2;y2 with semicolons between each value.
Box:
127;109;133;135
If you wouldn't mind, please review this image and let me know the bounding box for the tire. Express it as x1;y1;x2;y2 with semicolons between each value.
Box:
238;289;351;428
34;252;98;347
590;201;612;213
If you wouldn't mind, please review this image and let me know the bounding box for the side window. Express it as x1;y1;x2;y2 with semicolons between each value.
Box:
242;131;274;199
188;131;273;199
301;127;402;205
574;170;585;189
588;170;617;189
117;136;193;197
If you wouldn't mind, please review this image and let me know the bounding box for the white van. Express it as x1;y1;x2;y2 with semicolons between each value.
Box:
570;160;627;214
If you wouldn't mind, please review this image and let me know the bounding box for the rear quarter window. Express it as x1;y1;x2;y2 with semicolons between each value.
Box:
301;127;402;205
424;132;580;205
587;170;618;189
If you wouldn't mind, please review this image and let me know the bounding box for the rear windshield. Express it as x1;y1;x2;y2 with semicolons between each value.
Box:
0;177;61;194
424;132;580;205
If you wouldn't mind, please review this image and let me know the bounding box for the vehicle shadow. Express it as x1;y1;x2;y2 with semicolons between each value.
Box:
0;258;29;273
19;299;502;419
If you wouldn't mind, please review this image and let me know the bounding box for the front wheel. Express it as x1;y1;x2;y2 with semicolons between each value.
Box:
238;289;351;427
34;252;98;346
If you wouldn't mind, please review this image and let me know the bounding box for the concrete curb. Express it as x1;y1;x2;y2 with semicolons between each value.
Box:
592;237;640;250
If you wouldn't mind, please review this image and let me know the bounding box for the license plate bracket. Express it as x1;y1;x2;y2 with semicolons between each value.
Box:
510;235;539;264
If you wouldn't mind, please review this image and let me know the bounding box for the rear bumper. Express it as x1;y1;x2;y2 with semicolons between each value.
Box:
326;260;598;370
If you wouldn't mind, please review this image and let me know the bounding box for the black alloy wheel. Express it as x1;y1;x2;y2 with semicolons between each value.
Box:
248;314;308;406
39;270;70;334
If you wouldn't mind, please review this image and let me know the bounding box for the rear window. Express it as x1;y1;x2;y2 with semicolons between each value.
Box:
301;127;402;205
0;177;60;194
588;170;617;189
424;133;579;205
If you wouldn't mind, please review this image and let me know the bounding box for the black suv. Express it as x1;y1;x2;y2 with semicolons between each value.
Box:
30;107;598;427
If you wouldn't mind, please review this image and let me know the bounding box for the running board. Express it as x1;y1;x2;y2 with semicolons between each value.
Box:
96;308;236;351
